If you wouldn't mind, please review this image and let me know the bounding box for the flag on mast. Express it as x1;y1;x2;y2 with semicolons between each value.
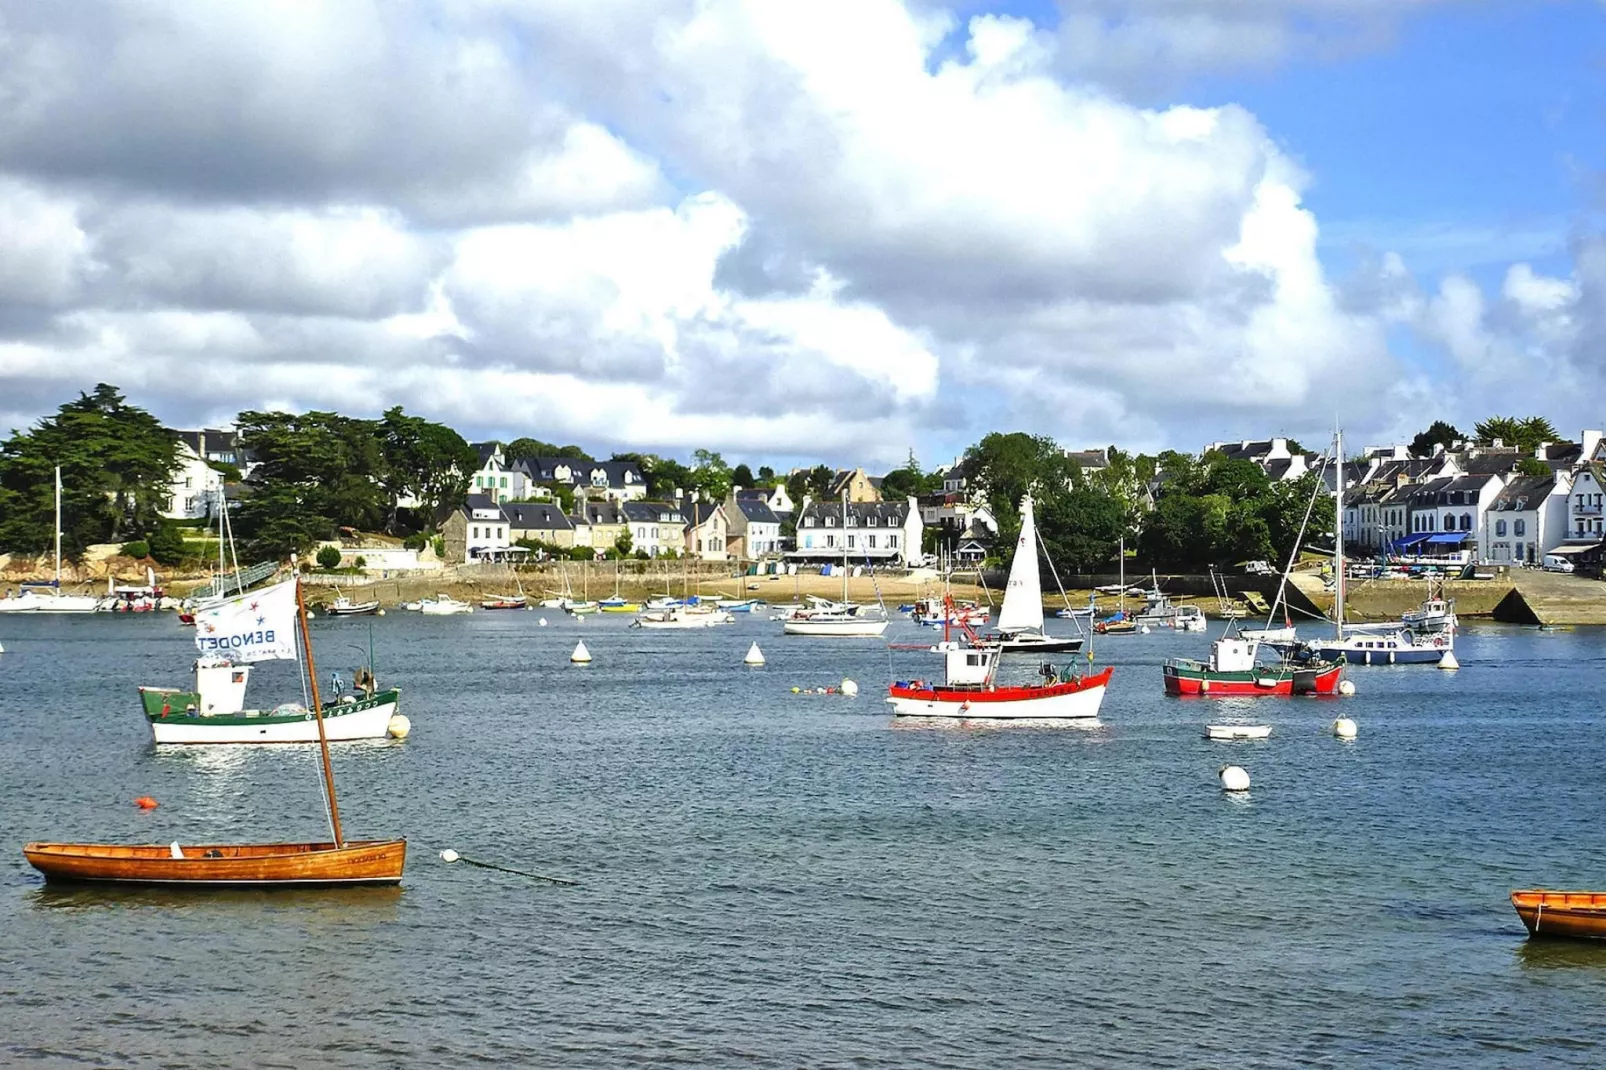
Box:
192;579;299;662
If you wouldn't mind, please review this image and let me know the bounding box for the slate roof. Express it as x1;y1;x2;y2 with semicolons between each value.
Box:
798;500;911;525
461;493;506;518
1264;458;1295;481
681;502;725;528
471;442;501;467
1065;449;1109;469
1457;449;1522;476
1407;477;1454;507
620;501;684;524
501;502;573;530
732;498;780;524
1489;474;1555;512
526;456;643;489
575;501;624;525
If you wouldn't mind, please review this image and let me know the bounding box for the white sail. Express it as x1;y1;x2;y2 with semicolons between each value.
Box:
193;579;300;662
996;494;1044;634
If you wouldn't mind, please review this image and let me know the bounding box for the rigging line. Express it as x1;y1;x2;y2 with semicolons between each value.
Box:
1263;443;1335;631
1036;526;1086;640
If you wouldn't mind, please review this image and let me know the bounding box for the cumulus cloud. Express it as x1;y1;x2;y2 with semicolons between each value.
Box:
0;0;1582;466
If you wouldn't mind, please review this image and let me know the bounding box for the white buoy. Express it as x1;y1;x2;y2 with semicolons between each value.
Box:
1333;717;1358;740
440;848;459;863
539;617;549;627
306;610;316;619
840;678;859;697
1438;650;1459;670
744;642;765;666
1338;679;1356;696
386;713;411;739
1140;624;1151;634
571;640;592;664
1219;765;1251;792
377;608;386;616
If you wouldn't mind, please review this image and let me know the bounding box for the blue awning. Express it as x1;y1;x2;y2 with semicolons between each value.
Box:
1426;532;1469;544
1390;534;1431;551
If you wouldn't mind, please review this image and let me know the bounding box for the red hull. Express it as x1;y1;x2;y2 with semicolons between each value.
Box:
1162;662;1343;696
889;666;1114;705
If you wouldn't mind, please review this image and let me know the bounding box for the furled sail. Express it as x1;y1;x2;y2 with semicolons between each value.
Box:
192;579;299;662
996;494;1044;634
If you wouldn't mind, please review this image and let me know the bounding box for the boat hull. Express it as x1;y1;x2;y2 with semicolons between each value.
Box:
1511;890;1606;940
23;839;406;886
888;667;1112;719
140;688;400;744
783;618;889;637
1162;660;1342;696
325;603;380;616
1303;642;1448;665
986;633;1085;654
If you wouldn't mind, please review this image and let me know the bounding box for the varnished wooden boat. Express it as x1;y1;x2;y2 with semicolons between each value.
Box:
23;839;406;886
1511;890;1606;940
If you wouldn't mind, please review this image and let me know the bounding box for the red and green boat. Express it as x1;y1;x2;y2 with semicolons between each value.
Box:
1163;636;1343;697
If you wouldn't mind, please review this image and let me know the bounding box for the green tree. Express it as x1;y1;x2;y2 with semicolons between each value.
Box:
757;465;775;481
807;464;835;500
881;451;941;499
234;410;389;559
507;438;592;465
1474;416;1559;452
691;449;733;501
964;432;1079;549
1515;457;1552;478
613;529;634;557
0;384;179;556
1410;420;1463;458
316;545;342;569
379;406;478;532
732;463;754;488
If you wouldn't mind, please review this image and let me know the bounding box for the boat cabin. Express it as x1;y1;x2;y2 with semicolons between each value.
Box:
1208;638;1259;673
194;657;252;713
945;645;996;686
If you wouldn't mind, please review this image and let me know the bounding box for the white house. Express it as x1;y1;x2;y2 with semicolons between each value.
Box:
736;484;793;515
1565;465;1606;545
726;493;783;558
789;496;924;567
468;443;531;505
164;438;224;520
620;501;685;557
1202;438;1312;481
442;493;512;563
526;457;647;502
1483;472;1570;565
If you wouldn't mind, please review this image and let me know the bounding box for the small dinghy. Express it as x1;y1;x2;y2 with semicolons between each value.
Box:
1204;724;1272;740
1511;890;1606;940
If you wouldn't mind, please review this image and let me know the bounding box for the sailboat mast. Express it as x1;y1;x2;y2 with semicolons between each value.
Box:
54;465;61;587
841;489;850;604
1334;429;1345;641
295;577;344;847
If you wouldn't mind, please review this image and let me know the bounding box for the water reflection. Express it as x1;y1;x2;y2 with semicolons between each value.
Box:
1515;936;1606;971
27;881;403;925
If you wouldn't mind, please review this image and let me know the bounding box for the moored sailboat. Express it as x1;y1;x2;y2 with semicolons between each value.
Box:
26;575;406;886
973;494;1084;654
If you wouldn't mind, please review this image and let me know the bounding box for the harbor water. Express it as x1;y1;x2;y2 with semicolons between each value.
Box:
4;609;1606;1067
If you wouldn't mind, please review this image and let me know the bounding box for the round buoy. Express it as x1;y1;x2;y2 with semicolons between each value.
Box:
571;640;592;664
1140;624;1151;634
840;678;859;697
377;608;386;616
1338;679;1356;696
744;642;766;666
1333;717;1358;740
790;686;801;693
440;848;459;863
1219;765;1250;792
134;796;158;810
1438;650;1460;670
539;617;549;627
387;713;411;739
306;610;316;619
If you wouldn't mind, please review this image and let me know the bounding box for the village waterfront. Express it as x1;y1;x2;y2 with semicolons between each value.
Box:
5;610;1606;1067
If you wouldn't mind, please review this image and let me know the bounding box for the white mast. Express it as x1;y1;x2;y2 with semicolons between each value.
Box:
1334;429;1345;640
54;465;62;587
840;489;850;604
997;493;1044;634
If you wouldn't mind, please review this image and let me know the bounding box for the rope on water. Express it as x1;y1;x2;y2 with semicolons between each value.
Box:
438;848;579;886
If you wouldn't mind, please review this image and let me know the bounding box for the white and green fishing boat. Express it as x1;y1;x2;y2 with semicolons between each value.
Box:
139;579;401;745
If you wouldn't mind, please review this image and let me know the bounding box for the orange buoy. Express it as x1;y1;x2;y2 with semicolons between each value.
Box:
134;796;158;810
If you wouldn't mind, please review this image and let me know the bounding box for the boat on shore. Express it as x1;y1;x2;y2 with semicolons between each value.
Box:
324;595;381;616
1510;890;1606;940
27;574;406;887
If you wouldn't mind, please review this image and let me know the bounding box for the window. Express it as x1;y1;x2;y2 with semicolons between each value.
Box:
500;477;508;489
889;535;898;548
475;477;483;488
1461;513;1473;531
1515;519;1526;536
1495;520;1507;537
868;516;878;527
848;535;856;548
826;535;836;548
868;534;876;549
497;526;504;539
472;526;479;538
804;517;815;528
824;516;834;527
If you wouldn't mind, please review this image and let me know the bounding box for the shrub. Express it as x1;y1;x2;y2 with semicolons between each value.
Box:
316;545;342;570
431;535;445;558
120;540;150;560
148;523;188;566
354;555;367;568
568;546;594;561
402;533;427;551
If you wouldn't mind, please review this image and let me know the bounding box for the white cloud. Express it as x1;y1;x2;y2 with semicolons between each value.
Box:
0;176;94;306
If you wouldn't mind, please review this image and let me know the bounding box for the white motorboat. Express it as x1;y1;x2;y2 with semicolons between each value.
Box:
1167;605;1207;632
633;606;734;629
418;594;473;615
1204;724;1273;740
325;595;381;616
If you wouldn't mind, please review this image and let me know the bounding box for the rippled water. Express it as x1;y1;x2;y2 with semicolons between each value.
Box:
4;608;1606;1067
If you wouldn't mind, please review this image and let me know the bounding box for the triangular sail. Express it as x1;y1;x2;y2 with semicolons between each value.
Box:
192;578;300;663
997;494;1044;633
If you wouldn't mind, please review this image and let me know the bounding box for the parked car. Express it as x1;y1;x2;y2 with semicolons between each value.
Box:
1242;559;1275;576
1542;554;1576;573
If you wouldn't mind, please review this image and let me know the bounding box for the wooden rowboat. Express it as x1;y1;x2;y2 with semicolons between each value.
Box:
1511;890;1606;940
23;839;406;886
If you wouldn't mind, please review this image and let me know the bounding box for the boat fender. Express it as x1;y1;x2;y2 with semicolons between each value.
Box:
134;796;158;810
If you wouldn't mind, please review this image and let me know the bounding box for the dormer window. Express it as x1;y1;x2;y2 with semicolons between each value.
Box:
804;517;816;528
824;516;834;527
867;516;878;527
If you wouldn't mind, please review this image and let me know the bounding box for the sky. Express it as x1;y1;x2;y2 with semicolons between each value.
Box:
0;0;1602;471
